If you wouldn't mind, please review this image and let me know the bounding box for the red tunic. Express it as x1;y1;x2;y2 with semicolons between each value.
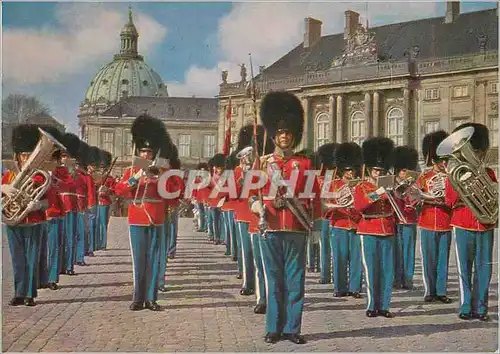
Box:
328;179;360;230
416;169;452;232
45;183;64;219
233;165;255;224
53;166;78;213
114;167;167;226
445;168;497;231
86;174;97;208
74;170;88;213
2;170;47;225
353;180;395;236
97;176;116;206
207;174;225;208
393;192;418;225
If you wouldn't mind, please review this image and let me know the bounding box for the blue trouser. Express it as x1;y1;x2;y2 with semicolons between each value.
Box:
47;218;61;283
206;206;213;238
38;222;49;288
75;212;85;264
318;219;332;283
158;221;170;288
251;233;266;305
87;206;97;253
307;237;320;271
129;224;162;302
235;221;244;274
97;205;110;250
419;228;451;297
360;235;394;312
260;231;306;334
229;211;238;259
453;227;494;316
221;211;231;255
394;224;417;288
331;228;363;293
238;222;255;290
167;211;178;257
209;207;221;242
197;203;206;231
7;224;42;299
58;216;65;274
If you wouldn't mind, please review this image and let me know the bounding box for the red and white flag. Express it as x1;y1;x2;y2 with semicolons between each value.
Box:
222;97;232;156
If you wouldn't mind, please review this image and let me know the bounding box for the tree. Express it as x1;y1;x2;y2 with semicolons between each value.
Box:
2;93;51;124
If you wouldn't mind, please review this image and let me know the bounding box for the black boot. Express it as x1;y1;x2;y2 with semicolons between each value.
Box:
436;295;452;304
129;302;144;311
9;297;24;306
240;288;254;296
264;332;280;344
48;283;59;290
158;286;168;292
145;301;161;311
253;304;266;314
282;333;306;344
24;297;36;306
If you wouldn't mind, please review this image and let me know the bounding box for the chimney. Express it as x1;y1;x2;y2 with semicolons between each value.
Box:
344;10;360;39
445;1;460;23
303;17;323;48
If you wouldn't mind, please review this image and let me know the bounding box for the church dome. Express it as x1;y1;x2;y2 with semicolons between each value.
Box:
83;8;168;108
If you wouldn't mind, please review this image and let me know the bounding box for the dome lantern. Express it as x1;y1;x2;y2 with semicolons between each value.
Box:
119;6;140;59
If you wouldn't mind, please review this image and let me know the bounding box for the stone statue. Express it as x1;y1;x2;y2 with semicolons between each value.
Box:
240;64;247;82
221;70;228;84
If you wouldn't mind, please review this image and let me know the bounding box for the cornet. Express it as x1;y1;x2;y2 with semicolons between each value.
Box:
236;146;253;171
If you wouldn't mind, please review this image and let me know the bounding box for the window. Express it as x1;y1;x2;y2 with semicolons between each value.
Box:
100;131;114;153
230;120;237;128
231;105;238;115
231;133;238;152
178;134;191;157
452;85;469;98
350;111;365;145
489;116;498;147
424;121;440;134
315;112;331;149
124;131;133;156
387;107;404;146
491;82;498;94
424;88;439;100
203;135;216;158
245;104;253;115
452;118;470;130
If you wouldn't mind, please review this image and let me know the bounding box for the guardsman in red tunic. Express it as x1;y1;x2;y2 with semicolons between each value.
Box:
391;146;419;290
167;154;184;259
444;123;497;321
2;124;49;306
114;115;169;311
328;142;363;298
250;92;312;344
416;130;453;304
353;137;396;318
221;153;238;260
193;162;209;232
96;150;116;251
85;147;100;256
206;153;226;245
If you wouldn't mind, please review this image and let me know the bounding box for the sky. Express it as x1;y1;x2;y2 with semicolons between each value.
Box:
2;1;497;134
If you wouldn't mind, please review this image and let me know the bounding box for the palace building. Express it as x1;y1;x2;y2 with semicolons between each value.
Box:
79;9;218;173
217;2;499;166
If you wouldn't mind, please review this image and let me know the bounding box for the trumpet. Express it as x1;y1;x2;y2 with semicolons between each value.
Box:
376;174;408;224
392;170;420;199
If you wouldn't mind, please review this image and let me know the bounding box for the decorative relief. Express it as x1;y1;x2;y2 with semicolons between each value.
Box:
491;101;498;112
349;101;365;112
332;23;378;67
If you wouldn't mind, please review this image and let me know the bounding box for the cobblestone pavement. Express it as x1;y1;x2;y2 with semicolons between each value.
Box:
2;217;498;352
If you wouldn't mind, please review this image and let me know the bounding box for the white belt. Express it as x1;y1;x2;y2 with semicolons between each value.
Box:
60;192;78;197
361;213;393;219
127;199;163;204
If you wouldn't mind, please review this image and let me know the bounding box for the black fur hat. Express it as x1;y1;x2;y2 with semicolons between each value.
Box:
334;142;363;173
170;157;181;169
131;114;169;156
12;124;40;154
225;151;238;170
392;146;419;172
77;142;89;168
236;124;274;156
362;137;395;170
61;133;81;158
317;143;339;169
260;91;304;148
454;122;489;151
99;150;112;168
422;130;449;166
197;162;209;170
86;146;101;167
210;153;226;168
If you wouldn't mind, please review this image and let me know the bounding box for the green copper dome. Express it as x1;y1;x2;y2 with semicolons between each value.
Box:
83;8;168;107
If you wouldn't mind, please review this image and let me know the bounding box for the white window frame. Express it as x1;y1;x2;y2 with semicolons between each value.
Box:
350;111;365;146
178;134;191;157
491;82;498;95
452;85;469;98
124;131;133;156
231;105;238;115
100;131;114;154
386;107;404;146
203;134;216;158
424;120;440;135
452;117;470;130
424;88;439;100
315;112;331;149
489;116;498;147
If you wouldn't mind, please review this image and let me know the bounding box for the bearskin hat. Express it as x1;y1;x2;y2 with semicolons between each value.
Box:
12;124;40;154
334;142;363;173
210;153;226;168
131;114;169;156
225;151;239;170
85;146;101;167
99;150;112;168
76;142;89;167
392;146;419;172
317;143;339;169
422;130;449;166
60;133;81;158
197;162;209;170
170;157;181;169
260;91;304;148
236;124;274;156
38;125;64;160
362;137;395;170
454;122;489;151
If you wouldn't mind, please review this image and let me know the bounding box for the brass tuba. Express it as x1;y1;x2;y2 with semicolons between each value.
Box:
436;126;498;224
2;128;66;226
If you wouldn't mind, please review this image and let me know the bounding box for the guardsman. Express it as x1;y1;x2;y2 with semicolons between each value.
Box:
328;142;363;298
96;150;116;251
221;152;238;259
86;147;100;256
353;137;396;318
74;142;90;269
167;152;183;259
444;123;497;321
391;146;419;290
193;162;209;232
114;114;168;311
2;124;49;306
205;157;215;242
314;143;338;284
207;153;226;245
416;130;453;304
250;91;311;344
